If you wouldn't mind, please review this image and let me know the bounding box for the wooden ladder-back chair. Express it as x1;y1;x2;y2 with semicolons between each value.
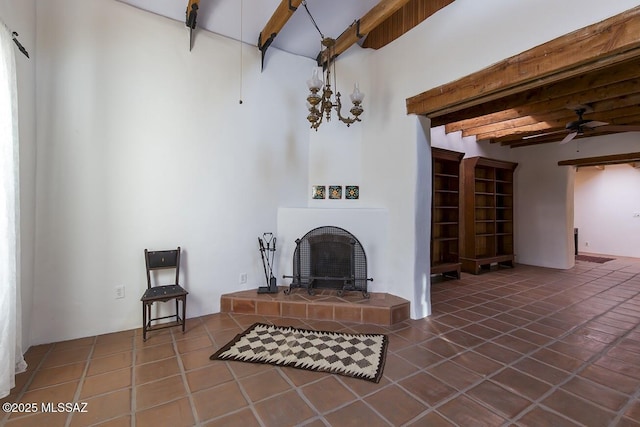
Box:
141;247;188;341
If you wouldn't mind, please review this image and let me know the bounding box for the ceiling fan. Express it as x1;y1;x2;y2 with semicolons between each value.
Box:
523;105;640;144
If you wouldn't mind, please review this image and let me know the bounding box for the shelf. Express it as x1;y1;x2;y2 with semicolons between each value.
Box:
460;156;518;275
473;253;494;259
431;147;464;277
434;237;458;242
434;172;459;179
431;262;461;278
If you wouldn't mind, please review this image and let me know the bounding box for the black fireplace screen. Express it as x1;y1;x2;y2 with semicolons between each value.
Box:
284;226;372;297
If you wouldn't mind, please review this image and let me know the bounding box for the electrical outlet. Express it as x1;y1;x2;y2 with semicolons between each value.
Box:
115;285;125;299
239;273;248;284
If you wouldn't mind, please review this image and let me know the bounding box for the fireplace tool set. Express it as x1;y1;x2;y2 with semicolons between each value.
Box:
258;233;278;294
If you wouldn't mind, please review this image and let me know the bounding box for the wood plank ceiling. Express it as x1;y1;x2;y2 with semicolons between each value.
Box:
258;0;452;67
406;6;640;148
363;0;455;50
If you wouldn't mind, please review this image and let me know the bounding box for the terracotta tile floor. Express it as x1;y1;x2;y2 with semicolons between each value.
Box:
2;256;640;426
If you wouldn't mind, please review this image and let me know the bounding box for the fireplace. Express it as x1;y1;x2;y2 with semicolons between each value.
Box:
284;226;372;297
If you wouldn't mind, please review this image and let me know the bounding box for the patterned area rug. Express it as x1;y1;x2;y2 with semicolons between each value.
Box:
210;323;388;383
576;254;615;264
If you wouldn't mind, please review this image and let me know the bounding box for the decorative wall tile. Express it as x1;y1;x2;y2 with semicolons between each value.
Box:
345;185;359;199
329;185;342;199
312;185;326;199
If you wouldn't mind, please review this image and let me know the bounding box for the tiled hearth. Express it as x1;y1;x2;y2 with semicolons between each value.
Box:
220;287;410;326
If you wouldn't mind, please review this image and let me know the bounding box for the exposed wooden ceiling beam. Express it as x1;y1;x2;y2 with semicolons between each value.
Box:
258;0;303;69
318;0;411;66
461;88;640;139
463;110;576;140
473;104;640;141
406;6;640;118
489;111;640;145
558;152;640;167
440;58;640;131
186;0;200;51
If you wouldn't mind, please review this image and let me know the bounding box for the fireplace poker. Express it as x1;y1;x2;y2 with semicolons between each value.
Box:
258;237;269;283
258;233;278;294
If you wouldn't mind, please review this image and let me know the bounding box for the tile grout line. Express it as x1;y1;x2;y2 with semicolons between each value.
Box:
221;359;265;427
406;269;640;425
6;259;639;427
65;335;97;427
610;375;640;426
0;343;54;425
510;291;640;427
171;323;202;427
215;316;396;426
131;332;137;427
204;315;267;427
489;271;640;425
231;264;638;426
281;318;395;427
331;374;395;427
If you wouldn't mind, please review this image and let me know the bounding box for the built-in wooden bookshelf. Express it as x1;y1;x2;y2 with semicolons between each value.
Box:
460;156;518;274
431;148;464;278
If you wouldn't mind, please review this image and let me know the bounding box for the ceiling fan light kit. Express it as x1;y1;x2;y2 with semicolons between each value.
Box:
523;105;640;145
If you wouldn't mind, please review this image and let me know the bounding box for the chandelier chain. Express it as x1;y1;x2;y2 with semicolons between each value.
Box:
301;0;324;39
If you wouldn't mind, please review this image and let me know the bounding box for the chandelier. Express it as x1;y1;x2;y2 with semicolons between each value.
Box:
306;38;364;130
301;0;364;131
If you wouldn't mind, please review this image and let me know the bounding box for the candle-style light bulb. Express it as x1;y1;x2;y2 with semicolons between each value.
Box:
350;83;364;103
306;68;324;91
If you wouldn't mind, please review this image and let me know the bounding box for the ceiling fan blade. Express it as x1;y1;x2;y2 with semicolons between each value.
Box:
593;125;640;132
582;120;609;128
521;129;567;140
560;131;578;144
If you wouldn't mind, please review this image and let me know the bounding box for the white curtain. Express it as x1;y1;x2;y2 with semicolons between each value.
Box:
0;21;27;399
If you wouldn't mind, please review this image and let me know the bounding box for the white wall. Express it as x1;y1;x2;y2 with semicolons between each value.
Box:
357;0;639;318
31;0;311;344
0;0;36;349
511;144;575;269
307;69;364;210
574;145;640;258
514;132;640;266
23;0;640;344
